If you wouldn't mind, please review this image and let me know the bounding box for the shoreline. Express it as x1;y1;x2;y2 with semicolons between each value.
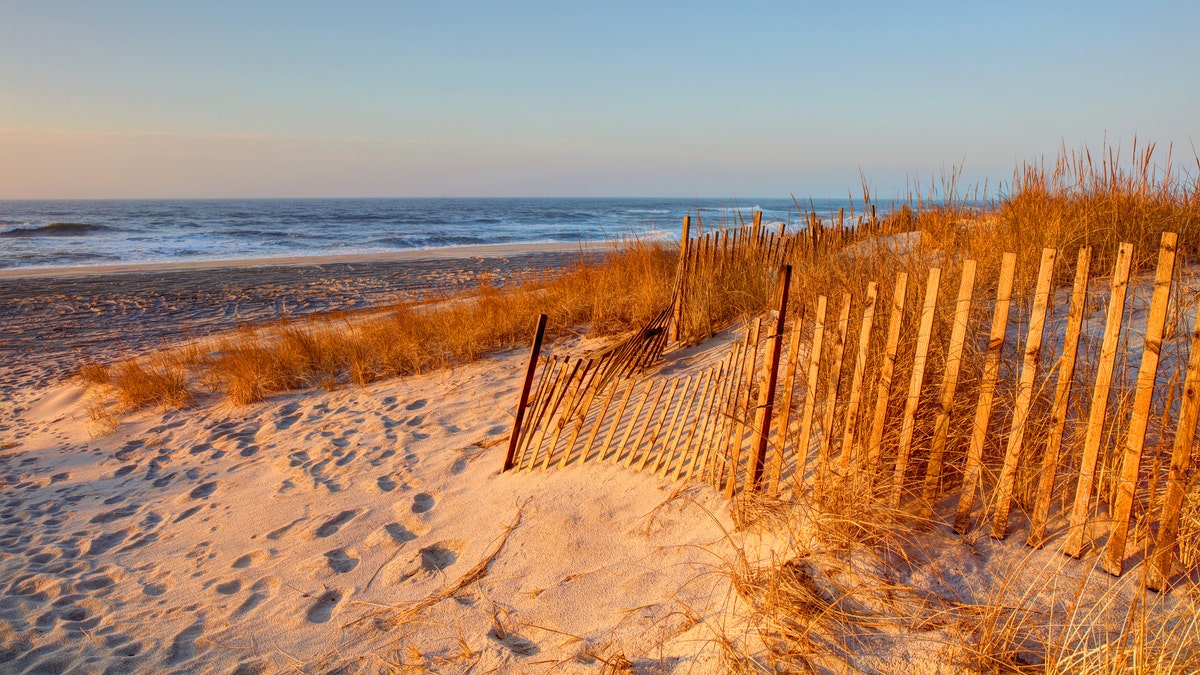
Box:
0;240;616;279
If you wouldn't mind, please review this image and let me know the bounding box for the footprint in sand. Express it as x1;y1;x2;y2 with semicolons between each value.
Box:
214;579;242;595
418;541;461;572
89;503;140;524
305;589;344;624
376;476;397;492
382;539;465;585
233;576;280;617
405;399;427;411
86;530;129;556
167;618;206;665
266;518;305;541
411;493;435;514
324;549;359;574
188;481;218;500
231;550;271;569
315;510;361;538
175;505;203;523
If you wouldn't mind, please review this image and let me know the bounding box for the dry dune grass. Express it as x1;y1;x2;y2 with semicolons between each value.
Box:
717;490;1200;674
83;240;677;406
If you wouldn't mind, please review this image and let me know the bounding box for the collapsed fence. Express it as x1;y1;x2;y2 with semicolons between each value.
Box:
502;215;1200;592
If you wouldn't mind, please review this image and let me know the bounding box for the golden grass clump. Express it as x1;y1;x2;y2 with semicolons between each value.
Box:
111;357;193;410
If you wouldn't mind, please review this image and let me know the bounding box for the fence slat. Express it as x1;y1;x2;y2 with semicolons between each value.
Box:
700;356;730;484
954;253;1018;532
671;371;711;480
560;360;606;468
598;381;636;463
992;248;1058;538
890;267;942;508
635;378;677;472
840;282;879;471
921;261;976;517
866;273;909;474
618;381;657;468
726;318;763;498
816;293;853;498
1064;242;1134;558
580;377;620;463
796;296;828;492
527;358;579;471
657;374;697;475
1147;297;1200;591
1104;232;1177;574
545;359;595;469
1028;247;1093;546
713;340;747;487
768;317;806;496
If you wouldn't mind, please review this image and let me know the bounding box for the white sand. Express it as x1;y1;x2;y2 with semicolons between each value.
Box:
0;340;747;673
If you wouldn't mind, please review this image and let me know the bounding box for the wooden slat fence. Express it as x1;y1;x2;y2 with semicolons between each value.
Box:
503;218;1200;591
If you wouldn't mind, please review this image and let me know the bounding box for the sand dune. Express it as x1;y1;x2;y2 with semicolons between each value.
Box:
0;339;745;672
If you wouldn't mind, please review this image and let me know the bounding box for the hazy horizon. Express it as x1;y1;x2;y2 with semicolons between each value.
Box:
2;1;1197;200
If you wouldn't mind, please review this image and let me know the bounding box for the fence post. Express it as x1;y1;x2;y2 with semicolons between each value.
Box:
504;313;548;472
751;265;793;491
671;215;691;343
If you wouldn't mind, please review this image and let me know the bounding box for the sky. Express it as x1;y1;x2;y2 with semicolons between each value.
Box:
1;1;1197;199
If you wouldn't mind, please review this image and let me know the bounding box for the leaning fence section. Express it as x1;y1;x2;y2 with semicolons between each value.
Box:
502;218;1200;592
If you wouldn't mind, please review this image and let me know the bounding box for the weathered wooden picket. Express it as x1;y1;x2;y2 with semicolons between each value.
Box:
503;217;1200;592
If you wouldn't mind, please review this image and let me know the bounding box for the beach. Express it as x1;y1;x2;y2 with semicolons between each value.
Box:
5;228;1198;673
0;244;745;673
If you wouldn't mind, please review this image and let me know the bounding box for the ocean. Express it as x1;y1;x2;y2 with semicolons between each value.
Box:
0;197;863;269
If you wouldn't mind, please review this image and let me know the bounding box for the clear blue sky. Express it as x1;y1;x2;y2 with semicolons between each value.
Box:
1;1;1196;199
